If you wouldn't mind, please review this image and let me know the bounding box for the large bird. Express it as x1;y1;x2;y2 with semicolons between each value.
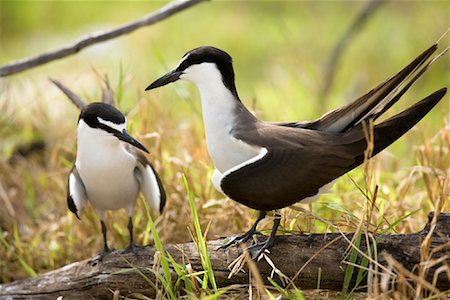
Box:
146;44;446;258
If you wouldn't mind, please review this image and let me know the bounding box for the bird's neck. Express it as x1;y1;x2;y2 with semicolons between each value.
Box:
76;121;134;171
195;80;260;172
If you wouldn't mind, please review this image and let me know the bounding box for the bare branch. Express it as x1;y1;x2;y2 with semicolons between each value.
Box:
0;0;206;77
50;79;86;110
319;0;384;105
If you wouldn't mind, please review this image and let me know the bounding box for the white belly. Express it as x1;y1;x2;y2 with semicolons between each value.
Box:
79;164;139;213
76;137;139;214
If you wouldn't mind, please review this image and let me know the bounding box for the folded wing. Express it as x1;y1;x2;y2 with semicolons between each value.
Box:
67;165;88;219
132;149;166;214
220;88;446;210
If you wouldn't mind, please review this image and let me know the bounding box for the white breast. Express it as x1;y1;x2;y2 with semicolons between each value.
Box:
75;121;139;215
181;63;260;173
202;94;260;173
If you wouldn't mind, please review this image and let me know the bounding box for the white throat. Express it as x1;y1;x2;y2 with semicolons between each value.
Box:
181;63;260;172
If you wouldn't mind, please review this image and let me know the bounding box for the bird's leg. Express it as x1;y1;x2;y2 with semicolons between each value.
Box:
247;211;281;260
101;220;110;253
124;216;139;255
89;220;112;266
218;210;267;250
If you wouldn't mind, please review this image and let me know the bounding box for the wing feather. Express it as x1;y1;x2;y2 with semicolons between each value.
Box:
221;125;365;210
131;148;166;214
275;44;438;133
67;165;88;219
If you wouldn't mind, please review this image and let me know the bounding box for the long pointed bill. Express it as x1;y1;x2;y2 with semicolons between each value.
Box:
145;70;182;90
114;129;149;153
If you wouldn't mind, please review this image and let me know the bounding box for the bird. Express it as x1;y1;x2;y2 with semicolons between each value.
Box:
67;102;166;258
145;44;446;259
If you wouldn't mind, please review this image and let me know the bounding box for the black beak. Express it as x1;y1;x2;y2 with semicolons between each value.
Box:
114;129;149;153
145;70;182;91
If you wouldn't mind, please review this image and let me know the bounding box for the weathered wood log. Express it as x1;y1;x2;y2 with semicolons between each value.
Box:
0;213;448;299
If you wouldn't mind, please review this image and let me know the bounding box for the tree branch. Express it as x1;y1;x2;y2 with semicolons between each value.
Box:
319;0;384;105
0;0;206;77
0;213;448;299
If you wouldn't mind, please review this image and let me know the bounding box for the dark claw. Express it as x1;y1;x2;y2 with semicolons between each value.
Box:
218;230;263;250
88;247;114;266
123;242;140;256
217;231;259;250
247;235;276;260
247;212;280;260
218;211;267;250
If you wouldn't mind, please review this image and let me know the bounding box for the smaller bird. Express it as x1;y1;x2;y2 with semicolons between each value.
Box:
67;102;166;257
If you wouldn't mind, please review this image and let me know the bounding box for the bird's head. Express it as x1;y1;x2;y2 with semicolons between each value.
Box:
146;46;238;97
77;102;149;153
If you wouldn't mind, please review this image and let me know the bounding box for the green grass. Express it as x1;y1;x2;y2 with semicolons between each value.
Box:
0;1;449;298
183;174;217;293
146;202;176;299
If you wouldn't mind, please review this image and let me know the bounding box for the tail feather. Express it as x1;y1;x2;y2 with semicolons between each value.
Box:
369;45;450;121
311;44;438;133
363;88;447;163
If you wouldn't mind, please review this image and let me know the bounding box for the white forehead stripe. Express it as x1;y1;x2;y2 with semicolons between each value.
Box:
97;117;127;132
176;53;190;69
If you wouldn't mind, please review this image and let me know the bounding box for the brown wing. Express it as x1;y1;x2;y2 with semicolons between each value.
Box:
221;124;365;211
220;88;446;211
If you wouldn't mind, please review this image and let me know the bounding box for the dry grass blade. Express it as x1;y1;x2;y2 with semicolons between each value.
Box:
287;235;343;288
227;251;246;279
0;181;15;217
367;232;380;296
384;254;444;297
432;264;450;289
342;261;385;277
242;248;266;298
290;206;396;277
436;28;450;44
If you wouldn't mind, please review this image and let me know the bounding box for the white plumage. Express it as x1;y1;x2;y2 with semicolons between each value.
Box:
67;103;166;255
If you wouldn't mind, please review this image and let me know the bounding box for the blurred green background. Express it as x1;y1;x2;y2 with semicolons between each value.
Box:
1;1;448;114
1;0;448;156
0;0;449;284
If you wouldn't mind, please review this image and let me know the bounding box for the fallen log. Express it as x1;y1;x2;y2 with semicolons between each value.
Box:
0;212;448;299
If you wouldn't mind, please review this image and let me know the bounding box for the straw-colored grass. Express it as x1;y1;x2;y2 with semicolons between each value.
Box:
1;1;449;298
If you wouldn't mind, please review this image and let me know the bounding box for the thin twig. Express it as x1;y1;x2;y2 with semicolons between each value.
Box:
319;0;384;105
0;0;206;77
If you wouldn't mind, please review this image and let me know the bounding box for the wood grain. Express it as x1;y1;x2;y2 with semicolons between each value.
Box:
0;213;448;299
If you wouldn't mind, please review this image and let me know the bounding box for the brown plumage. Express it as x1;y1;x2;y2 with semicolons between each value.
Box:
147;43;447;258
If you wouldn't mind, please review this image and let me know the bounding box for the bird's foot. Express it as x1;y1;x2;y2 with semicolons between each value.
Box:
246;235;276;260
123;242;140;256
89;247;114;267
218;230;261;250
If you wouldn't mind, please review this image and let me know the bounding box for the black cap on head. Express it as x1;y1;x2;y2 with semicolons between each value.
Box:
79;102;125;128
146;46;239;98
79;102;149;153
